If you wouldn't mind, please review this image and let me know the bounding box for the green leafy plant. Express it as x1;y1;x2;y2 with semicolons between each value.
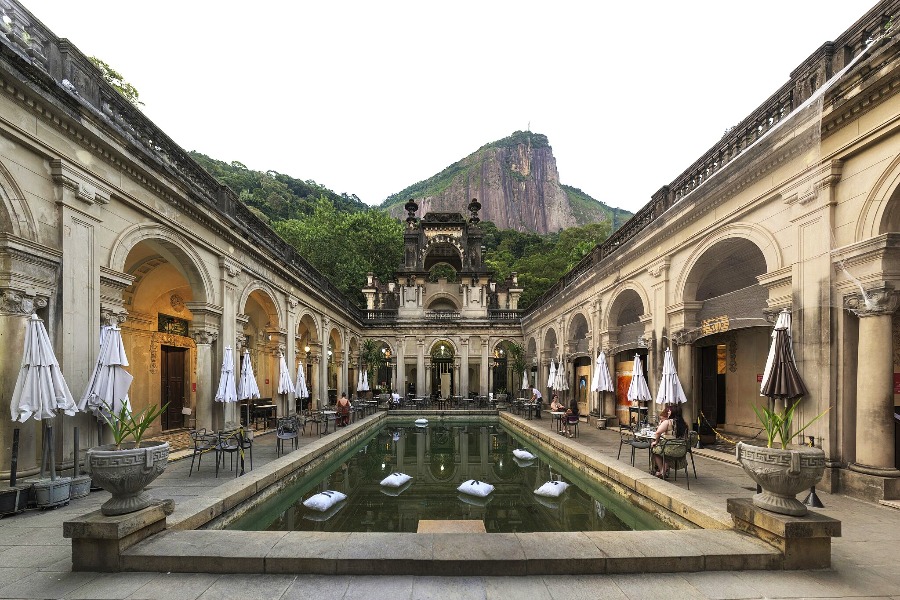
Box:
752;400;829;449
99;401;168;450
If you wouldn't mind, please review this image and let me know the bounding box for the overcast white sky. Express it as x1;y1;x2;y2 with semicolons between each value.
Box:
22;1;876;213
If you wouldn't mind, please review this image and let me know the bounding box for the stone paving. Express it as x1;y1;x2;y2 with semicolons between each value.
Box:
0;413;898;599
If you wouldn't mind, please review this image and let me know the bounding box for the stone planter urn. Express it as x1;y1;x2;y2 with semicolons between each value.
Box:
736;441;825;516
87;441;170;516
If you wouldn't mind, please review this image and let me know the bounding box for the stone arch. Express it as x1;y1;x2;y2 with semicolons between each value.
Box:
421;235;465;272
109;223;213;305
425;292;461;311
237;281;284;330
567;312;590;341
603;283;651;331
526;336;538;363
428;338;457;357
857;152;900;240
296;311;321;345
0;160;36;240
543;327;559;354
675;223;782;303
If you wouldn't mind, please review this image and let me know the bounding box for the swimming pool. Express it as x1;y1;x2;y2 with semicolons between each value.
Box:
227;419;669;533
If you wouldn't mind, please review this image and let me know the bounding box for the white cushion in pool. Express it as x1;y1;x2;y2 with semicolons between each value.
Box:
512;449;535;461
303;490;347;511
457;479;494;497
534;480;569;498
380;472;412;488
458;493;492;507
415;418;428;426
513;456;535;468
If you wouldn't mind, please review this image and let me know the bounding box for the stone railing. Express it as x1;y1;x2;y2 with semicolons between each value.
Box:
488;309;522;323
425;310;460;321
525;2;897;315
0;0;360;321
361;309;397;324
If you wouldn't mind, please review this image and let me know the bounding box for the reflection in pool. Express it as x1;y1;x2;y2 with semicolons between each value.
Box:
229;421;669;533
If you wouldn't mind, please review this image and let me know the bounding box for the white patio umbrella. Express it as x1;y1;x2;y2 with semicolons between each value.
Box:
627;353;652;407
552;356;569;396
591;351;614;415
214;346;239;423
655;348;687;406
356;370;364;393
521;369;530;391
360;370;369;391
237;349;261;427
79;325;133;444
277;352;294;417
10;314;78;481
547;359;556;389
295;362;309;408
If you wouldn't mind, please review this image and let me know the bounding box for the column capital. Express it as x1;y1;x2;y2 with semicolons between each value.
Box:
0;288;47;316
191;327;219;346
100;307;128;326
845;284;900;317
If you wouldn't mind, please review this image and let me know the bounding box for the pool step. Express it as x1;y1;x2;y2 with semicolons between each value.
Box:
121;528;781;575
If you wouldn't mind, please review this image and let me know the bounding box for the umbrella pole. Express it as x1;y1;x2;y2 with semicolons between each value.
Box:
9;428;19;488
73;426;80;478
48;424;56;481
39;421;47;479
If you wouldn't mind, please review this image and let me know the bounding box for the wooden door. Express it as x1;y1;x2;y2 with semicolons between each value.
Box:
161;346;186;430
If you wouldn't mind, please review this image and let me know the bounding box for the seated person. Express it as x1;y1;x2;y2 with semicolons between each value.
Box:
549;393;564;412
336;392;351;426
391;390;401;406
563;399;580;437
650;405;688;478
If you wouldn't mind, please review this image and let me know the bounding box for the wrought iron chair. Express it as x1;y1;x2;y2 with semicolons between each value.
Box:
657;435;691;489
276;416;299;457
188;429;216;477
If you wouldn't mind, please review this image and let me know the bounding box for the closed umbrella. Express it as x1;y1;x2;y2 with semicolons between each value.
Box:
237;349;261;427
361;370;369;392
295;362;309;410
761;322;808;405
655;348;687;406
627;354;652;427
79;325;133;443
277;352;293;417
521;370;530;392
591;351;614;415
10;314;77;481
214;345;238;423
552;356;569;403
356;370;364;394
547;359;556;390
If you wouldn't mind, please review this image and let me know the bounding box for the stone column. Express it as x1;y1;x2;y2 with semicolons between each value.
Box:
416;337;425;397
218;257;242;428
395;336;405;396
480;339;489;394
320;316;330;408
186;303;221;432
460;338;470;396
674;335;696;427
0;290;48;479
285;297;299;413
847;286;900;477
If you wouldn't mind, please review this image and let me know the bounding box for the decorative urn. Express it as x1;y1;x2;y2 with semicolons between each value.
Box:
87;441;170;516
736;441;825;516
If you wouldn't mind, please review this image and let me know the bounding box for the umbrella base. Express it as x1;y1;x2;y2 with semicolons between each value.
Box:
33;477;71;509
0;485;30;516
69;475;92;499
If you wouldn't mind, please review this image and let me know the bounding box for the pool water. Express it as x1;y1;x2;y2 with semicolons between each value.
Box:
228;420;669;533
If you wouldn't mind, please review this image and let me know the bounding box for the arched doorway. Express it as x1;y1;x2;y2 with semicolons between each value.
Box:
608;288;648;426
430;340;455;398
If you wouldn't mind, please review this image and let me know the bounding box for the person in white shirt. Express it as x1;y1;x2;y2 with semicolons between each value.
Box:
531;388;543;419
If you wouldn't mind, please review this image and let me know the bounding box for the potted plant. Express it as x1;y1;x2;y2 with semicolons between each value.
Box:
87;402;169;516
736;399;829;516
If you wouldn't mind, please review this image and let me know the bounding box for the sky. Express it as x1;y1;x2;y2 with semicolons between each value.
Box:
21;1;878;214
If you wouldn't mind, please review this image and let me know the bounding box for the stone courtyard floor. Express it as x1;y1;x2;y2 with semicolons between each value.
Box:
0;414;898;599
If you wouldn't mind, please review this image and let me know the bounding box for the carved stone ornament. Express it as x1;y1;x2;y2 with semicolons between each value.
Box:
191;328;218;345
288;296;299;309
844;284;900;317
100;308;128;326
170;294;185;313
0;289;48;316
670;328;695;346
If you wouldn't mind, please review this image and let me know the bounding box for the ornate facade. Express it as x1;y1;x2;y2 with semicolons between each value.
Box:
1;0;900;505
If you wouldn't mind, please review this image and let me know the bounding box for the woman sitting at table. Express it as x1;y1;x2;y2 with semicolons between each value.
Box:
650;404;687;478
336;392;351;427
550;393;564;412
563;399;579;437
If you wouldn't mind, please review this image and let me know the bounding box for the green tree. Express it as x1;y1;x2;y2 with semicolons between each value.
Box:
89;57;143;107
